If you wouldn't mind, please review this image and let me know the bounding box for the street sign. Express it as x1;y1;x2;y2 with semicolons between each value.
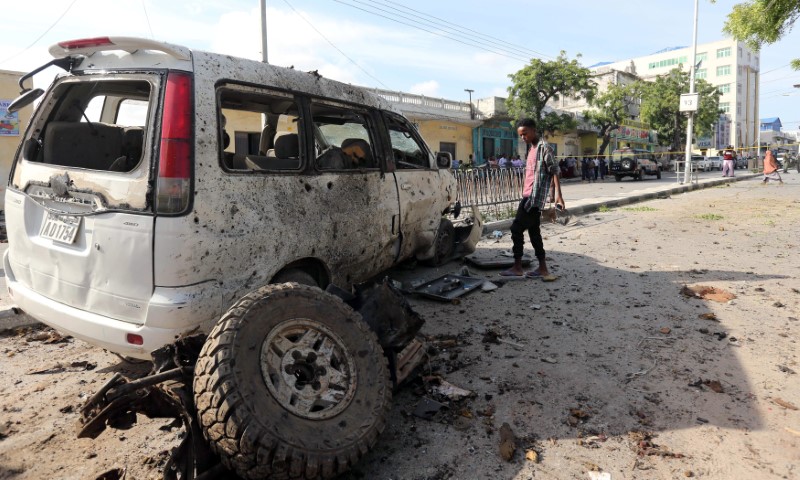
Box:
679;93;699;112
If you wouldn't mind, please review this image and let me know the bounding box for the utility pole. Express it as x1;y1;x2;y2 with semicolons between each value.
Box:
683;0;699;185
260;0;268;63
464;89;474;119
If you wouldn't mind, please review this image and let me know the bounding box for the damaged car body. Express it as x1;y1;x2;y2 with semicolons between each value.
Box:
4;36;482;479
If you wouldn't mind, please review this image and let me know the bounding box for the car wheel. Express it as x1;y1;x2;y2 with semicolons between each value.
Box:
193;283;391;480
656;169;661;180
614;175;621;182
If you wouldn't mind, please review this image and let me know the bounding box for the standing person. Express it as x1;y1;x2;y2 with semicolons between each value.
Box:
586;156;596;182
598;156;607;180
581;157;589;181
500;118;564;281
566;156;576;178
722;145;736;177
762;150;783;184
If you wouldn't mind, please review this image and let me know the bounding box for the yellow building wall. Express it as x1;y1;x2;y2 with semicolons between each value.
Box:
1;71;33;210
581;133;600;156
415;119;474;161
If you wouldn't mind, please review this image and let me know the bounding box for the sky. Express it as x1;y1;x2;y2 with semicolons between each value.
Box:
1;0;799;130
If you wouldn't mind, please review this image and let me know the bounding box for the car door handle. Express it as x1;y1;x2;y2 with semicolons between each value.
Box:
401;183;412;191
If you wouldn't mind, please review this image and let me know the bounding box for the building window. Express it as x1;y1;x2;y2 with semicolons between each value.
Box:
695;68;707;79
718;84;731;94
717;65;731;76
737;102;741;111
717;47;731;58
738;46;742;56
720;102;730;113
737;83;742;93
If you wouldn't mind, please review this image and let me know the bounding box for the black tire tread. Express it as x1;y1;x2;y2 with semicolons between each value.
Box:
193;283;391;480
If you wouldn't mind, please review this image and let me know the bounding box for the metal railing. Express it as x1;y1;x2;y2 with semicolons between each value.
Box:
451;167;526;209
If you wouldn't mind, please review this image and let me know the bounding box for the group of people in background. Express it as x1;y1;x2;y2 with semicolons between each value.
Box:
558;156;607;182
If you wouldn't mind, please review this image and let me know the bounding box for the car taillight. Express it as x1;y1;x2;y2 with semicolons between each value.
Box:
156;71;193;214
58;37;114;50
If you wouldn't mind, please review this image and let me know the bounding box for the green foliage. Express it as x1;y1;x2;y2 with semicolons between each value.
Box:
719;0;800;68
506;51;597;135
623;206;658;212
637;69;721;152
583;82;641;156
695;213;724;221
597;205;611;212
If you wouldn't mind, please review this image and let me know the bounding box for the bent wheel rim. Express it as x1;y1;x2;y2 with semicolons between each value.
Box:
260;318;358;420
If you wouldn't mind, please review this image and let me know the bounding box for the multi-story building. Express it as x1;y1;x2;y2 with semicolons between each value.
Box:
595;39;760;154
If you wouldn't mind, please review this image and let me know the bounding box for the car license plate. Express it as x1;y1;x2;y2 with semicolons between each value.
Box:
39;213;81;244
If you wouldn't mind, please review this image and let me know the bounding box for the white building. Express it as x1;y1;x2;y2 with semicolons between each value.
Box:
594;39;759;154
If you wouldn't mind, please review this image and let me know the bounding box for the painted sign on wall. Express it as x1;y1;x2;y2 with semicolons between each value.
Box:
1;100;20;136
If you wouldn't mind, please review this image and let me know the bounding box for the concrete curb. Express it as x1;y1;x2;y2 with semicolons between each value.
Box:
483;173;759;234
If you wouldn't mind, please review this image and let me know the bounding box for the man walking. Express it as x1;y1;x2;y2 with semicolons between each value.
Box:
501;118;564;281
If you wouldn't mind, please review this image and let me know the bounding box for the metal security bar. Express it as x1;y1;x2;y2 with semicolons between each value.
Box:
451;167;526;208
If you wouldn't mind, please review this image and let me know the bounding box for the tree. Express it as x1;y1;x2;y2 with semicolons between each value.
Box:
582;82;641;156
506;51;596;135
718;0;800;69
637;68;722;153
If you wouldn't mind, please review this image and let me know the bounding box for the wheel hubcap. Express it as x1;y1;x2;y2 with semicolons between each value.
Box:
260;319;357;420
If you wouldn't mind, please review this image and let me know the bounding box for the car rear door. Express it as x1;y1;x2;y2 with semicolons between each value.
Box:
5;74;160;324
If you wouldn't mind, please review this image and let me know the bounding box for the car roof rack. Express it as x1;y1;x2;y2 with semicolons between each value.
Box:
49;36;191;61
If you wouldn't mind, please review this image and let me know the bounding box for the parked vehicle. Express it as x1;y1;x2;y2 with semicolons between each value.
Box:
609;147;661;181
3;36;483;479
705;156;722;171
735;156;748;169
692;155;710;171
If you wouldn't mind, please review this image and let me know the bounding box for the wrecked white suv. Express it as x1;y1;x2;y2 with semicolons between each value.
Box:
5;37;483;479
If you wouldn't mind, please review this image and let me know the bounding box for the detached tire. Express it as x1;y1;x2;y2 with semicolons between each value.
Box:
193;283;391;479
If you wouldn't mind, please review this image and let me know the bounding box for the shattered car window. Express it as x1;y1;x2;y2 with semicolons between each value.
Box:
218;86;302;171
26;79;151;173
312;103;378;170
385;114;430;169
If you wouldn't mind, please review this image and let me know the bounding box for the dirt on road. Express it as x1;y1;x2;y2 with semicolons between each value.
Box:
1;176;798;480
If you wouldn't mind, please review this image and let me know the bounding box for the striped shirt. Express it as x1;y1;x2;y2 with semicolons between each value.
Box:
522;140;558;211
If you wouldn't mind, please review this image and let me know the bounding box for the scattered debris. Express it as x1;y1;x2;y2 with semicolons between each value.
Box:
413;397;448;420
95;468;126;480
413;274;484;301
785;427;800;437
773;301;785;308
703;380;724;393
567;408;591;427
525;449;539;463
481;281;498;292
659;327;671;334
588;472;612;480
26;329;68;344
424;376;474;401
28;361;97;375
680;285;736;302
498;423;516;461
773;398;798;411
778;365;796;375
629;431;685;458
541;357;558;364
530;304;542;310
698;313;719;322
497;337;525;350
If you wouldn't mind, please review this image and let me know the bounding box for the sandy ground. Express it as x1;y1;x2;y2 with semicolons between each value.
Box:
1;174;798;480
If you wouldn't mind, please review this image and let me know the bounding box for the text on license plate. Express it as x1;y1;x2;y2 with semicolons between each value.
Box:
40;213;81;244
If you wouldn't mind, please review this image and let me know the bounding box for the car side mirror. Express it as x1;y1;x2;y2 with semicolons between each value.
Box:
436;151;452;169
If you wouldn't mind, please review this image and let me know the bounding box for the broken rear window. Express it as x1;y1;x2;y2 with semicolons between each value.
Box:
26;79;152;173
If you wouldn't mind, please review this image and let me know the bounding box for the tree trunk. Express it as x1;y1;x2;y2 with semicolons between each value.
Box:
598;135;611;156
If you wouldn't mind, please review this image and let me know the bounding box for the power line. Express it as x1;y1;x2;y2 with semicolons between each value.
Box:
142;0;155;39
760;63;791;75
368;0;554;60
332;0;530;63
0;0;80;67
282;0;390;89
